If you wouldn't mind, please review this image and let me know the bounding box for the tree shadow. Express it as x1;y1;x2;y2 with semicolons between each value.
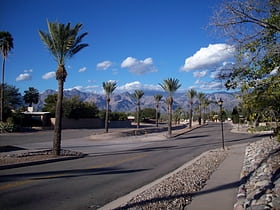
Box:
0;167;150;182
0;145;26;152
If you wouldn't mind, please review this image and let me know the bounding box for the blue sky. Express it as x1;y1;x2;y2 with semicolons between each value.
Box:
1;0;236;94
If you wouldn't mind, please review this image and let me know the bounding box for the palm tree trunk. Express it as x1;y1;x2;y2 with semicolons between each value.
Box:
137;103;140;129
189;104;193;128
0;58;5;122
199;105;202;125
168;103;172;137
105;98;109;133
155;104;159;127
53;79;64;156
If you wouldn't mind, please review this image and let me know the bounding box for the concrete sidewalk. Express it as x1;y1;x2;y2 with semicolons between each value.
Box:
101;143;246;210
188;143;246;210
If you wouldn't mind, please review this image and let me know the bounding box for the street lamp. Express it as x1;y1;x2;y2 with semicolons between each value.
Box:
218;98;225;150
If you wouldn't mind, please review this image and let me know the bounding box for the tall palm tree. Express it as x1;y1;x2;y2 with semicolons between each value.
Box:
187;89;197;128
197;92;205;125
133;90;144;129
39;21;88;155
0;31;14;122
23;87;39;108
159;78;181;137
103;81;117;133
154;94;163;127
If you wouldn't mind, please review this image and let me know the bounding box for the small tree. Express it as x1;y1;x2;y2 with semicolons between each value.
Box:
202;98;210;124
23;87;39;108
42;94;57;117
197;92;205;125
1;84;22;121
133;90;144;129
154;94;163;127
232;106;239;124
159;78;181;137
102;81;117;133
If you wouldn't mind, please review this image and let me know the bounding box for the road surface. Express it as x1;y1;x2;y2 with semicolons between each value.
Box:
0;123;267;209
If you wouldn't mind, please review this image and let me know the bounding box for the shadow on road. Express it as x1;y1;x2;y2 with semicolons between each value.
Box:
0;167;150;182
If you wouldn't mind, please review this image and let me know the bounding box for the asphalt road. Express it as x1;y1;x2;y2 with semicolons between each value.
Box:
0;123;268;210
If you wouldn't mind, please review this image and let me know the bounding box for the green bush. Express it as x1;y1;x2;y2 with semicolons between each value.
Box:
0;122;16;133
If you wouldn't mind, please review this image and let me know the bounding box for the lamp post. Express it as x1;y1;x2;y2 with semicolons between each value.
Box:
218;98;225;150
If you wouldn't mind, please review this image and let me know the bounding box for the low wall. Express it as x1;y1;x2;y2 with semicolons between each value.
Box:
50;118;132;129
109;120;132;128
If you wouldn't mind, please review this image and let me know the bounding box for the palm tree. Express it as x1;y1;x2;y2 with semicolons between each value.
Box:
0;31;14;122
159;78;181;137
202;98;210;124
133;90;144;129
187;89;197;128
197;92;205;125
154;94;163;127
23;87;39;108
103;81;117;133
39;21;88;155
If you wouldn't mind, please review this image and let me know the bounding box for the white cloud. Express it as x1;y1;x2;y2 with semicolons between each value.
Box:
193;70;207;78
16;73;32;81
121;57;157;74
24;69;33;73
181;43;235;71
191;80;222;91
42;71;56;80
78;67;87;72
210;62;234;79
117;81;162;93
65;85;99;93
97;61;113;70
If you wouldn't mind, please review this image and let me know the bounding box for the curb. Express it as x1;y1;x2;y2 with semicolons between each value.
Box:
99;149;213;210
0;154;87;170
171;124;204;138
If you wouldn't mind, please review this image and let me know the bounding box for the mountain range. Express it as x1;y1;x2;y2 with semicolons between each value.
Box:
35;89;240;113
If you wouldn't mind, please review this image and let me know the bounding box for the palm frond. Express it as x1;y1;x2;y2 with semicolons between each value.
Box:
39;21;88;65
159;78;181;96
103;81;117;96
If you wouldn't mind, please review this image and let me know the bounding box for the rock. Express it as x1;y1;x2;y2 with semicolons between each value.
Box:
235;137;280;210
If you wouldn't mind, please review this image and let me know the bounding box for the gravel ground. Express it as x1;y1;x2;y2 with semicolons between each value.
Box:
0;149;84;165
115;149;228;210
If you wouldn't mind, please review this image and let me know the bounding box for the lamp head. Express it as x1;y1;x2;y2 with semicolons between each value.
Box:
218;98;223;106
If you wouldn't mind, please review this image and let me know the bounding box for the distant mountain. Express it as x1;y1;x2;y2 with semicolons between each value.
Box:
34;89;240;113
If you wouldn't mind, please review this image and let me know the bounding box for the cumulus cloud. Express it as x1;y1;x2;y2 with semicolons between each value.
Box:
24;69;33;73
193;70;207;78
16;73;32;81
42;71;56;80
181;43;235;71
78;67;87;72
117;81;162;93
121;57;157;74
97;61;113;70
210;62;234;79
191;80;222;91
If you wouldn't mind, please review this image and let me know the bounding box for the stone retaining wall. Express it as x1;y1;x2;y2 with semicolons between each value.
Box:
234;137;280;210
